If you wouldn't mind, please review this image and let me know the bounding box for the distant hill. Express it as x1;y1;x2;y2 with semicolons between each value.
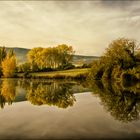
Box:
4;47;29;64
2;47;99;65
73;55;99;66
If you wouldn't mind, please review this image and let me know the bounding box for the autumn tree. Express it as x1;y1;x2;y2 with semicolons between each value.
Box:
17;62;31;72
89;38;139;80
0;47;7;76
27;47;43;71
56;44;74;69
27;44;74;71
2;49;16;77
104;38;137;69
0;47;7;64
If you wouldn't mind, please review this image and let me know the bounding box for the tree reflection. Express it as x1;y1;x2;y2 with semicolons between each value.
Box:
26;81;76;108
17;79;31;90
0;79;17;108
0;79;89;109
0;94;6;109
90;80;140;123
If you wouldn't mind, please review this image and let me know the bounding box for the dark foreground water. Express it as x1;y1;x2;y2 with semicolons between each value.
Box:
0;79;140;139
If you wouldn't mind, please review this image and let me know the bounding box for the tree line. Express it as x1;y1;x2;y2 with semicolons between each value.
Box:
1;38;140;80
88;38;140;81
0;44;75;77
18;44;75;73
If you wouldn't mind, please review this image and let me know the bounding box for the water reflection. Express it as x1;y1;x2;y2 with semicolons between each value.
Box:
0;79;17;108
26;82;76;108
0;79;89;109
1;78;140;123
90;80;140;123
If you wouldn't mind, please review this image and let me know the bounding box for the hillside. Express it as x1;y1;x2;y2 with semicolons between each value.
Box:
2;47;99;65
73;55;99;66
4;47;29;64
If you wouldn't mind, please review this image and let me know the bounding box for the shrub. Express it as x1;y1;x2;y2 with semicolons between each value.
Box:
41;67;53;72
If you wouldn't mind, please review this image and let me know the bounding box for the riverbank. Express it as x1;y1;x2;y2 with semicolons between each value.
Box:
16;68;89;79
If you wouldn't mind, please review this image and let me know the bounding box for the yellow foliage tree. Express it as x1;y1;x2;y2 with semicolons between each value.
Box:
2;55;16;78
27;45;74;70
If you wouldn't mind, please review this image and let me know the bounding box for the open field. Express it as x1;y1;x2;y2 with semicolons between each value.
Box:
17;68;90;79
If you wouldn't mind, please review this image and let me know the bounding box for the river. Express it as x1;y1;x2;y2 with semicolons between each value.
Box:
0;79;140;139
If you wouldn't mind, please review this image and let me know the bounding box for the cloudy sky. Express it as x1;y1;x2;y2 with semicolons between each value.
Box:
0;1;140;56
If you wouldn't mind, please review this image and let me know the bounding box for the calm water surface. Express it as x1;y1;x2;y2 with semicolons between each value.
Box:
0;79;140;139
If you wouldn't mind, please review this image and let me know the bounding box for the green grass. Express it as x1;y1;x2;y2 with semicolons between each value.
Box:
17;68;90;79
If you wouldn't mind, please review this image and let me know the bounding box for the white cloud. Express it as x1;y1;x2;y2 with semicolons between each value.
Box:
0;1;139;56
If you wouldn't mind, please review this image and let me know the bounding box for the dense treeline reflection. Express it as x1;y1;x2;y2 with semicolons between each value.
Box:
26;81;76;108
90;80;140;123
0;79;90;109
1;78;140;123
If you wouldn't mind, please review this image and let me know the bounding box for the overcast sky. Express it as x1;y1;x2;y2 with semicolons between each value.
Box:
0;1;140;56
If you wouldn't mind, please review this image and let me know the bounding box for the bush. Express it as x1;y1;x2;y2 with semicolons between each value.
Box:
82;63;92;68
63;64;75;70
58;63;75;70
17;62;31;73
40;67;53;72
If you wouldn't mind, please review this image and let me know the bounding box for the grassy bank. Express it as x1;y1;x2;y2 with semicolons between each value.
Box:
17;68;89;79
